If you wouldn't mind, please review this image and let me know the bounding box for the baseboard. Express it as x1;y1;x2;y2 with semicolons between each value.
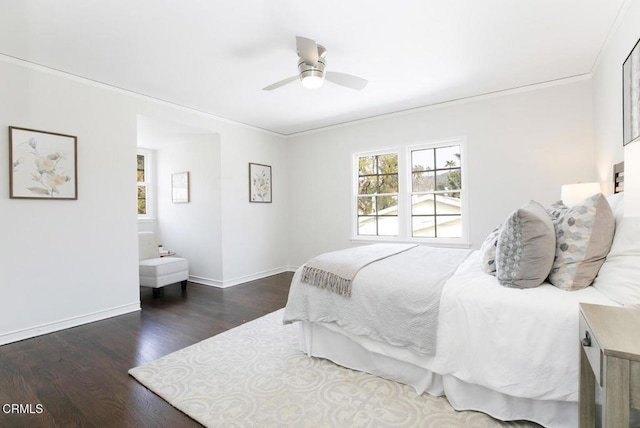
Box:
188;275;224;288
0;302;141;346
189;266;294;289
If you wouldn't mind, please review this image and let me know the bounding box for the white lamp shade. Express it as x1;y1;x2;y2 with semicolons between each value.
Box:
560;182;601;207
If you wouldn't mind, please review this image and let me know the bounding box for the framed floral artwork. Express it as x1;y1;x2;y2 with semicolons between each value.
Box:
249;163;271;203
9;126;78;199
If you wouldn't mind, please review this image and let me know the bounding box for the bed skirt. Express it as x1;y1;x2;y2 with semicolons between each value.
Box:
297;321;577;428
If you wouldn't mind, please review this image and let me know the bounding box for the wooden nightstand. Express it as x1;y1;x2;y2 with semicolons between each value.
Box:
579;303;640;427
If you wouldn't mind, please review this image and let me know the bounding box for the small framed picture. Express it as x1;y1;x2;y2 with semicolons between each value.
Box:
172;171;190;203
249;163;271;203
9;126;78;199
623;37;640;146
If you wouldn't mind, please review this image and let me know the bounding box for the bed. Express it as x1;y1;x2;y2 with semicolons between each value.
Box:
283;162;640;428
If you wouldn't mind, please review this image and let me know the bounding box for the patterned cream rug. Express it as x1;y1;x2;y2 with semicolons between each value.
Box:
129;309;538;427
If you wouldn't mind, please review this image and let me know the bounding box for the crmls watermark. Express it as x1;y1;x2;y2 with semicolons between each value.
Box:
2;403;44;414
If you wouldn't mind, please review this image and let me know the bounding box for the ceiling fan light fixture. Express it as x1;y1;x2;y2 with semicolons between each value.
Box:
263;37;367;91
298;57;326;89
301;74;324;89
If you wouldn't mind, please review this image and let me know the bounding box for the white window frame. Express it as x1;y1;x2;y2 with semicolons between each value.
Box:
352;138;469;248
352;148;401;241
137;149;155;221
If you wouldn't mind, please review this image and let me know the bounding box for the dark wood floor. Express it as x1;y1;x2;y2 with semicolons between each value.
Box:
0;272;293;428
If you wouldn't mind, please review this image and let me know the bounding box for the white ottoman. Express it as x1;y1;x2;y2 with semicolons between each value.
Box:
139;257;189;295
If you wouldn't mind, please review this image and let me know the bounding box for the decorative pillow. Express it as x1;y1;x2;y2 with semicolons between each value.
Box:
592;217;640;307
547;201;568;222
548;193;615;291
479;227;500;275
496;201;556;288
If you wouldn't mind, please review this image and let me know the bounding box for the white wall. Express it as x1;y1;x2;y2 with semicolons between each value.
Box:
287;79;596;266
0;57;289;344
220;129;290;284
156;135;223;285
593;0;640;213
0;60;140;344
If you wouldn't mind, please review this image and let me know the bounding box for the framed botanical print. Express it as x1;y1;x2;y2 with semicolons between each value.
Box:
249;163;271;203
9;126;78;199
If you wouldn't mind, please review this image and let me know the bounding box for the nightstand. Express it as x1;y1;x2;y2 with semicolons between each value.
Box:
579;303;640;427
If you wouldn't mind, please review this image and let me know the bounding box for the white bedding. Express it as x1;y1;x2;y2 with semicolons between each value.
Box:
284;245;472;354
285;248;622;426
433;251;619;402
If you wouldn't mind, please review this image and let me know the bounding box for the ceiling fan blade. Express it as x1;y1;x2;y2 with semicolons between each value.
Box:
296;36;319;65
325;71;368;90
262;75;299;91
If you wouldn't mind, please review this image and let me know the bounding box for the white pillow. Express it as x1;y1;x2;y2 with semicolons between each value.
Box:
592;216;640;307
606;192;624;228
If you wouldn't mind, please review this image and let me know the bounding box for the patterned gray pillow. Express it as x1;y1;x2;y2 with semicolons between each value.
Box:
479;227;500;275
547;200;568;223
496;201;556;288
548;193;615;291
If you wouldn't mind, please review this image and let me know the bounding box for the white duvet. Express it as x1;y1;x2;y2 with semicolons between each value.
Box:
433;251;619;402
284;245;472;354
285;247;621;405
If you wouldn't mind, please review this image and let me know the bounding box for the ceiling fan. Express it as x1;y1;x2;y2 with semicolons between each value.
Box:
262;36;368;91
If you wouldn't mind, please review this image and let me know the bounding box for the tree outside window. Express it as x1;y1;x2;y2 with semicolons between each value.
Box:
356;153;399;236
137;154;147;215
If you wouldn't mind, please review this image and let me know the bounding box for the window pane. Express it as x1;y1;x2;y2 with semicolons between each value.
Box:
376;195;398;215
412;216;436;237
411;149;434;172
378;216;398;236
412;194;435;215
359;156;376;176
435;145;460;169
412;171;435;192
358;216;377;235
137;155;145;182
437;169;462;194
378;154;398;173
435;215;462;238
435;194;461;215
378;174;398;194
358;176;376;195
358;196;376;215
138;185;147;215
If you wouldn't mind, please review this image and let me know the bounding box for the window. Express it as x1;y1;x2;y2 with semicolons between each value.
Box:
353;139;467;244
356;153;399;236
410;145;462;238
137;150;153;219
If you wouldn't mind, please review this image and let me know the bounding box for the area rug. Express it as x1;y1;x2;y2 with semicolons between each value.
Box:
129;309;537;427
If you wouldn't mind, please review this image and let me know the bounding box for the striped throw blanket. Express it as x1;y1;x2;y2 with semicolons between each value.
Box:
301;244;418;297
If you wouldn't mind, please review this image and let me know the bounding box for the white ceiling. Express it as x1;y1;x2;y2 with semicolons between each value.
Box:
0;0;628;136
